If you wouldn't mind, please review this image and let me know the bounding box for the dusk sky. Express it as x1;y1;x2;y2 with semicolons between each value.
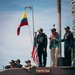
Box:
0;0;72;69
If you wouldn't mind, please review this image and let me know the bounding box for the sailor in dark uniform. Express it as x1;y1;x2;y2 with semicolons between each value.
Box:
37;28;47;67
62;26;74;66
15;59;22;68
5;60;16;69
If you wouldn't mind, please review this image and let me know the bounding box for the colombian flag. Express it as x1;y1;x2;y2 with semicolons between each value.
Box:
17;11;28;35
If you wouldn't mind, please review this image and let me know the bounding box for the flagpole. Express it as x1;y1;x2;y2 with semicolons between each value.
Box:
25;6;35;40
32;6;35;38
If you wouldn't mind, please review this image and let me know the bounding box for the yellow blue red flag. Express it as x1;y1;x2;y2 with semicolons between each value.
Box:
17;11;28;35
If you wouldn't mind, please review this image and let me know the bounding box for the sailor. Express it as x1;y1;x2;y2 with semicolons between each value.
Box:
5;60;16;69
15;59;22;68
61;26;74;66
22;60;35;71
37;28;47;67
